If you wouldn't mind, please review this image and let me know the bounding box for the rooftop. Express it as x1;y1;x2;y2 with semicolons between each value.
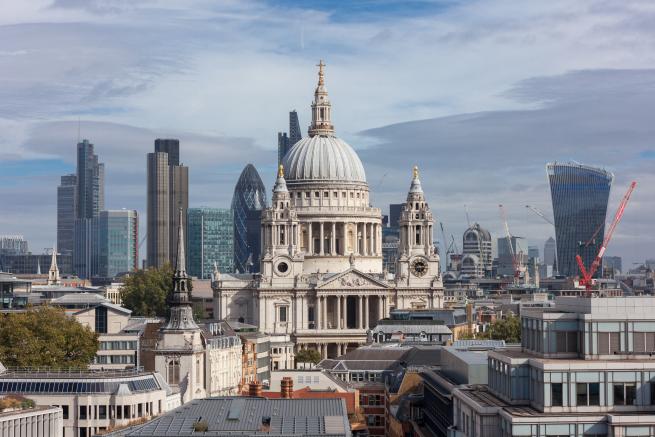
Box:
110;397;350;436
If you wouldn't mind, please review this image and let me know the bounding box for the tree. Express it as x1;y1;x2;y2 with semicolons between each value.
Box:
478;314;521;343
0;306;98;368
120;264;193;317
295;349;322;366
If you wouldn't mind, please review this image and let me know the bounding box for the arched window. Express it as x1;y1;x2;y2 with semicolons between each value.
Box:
168;359;180;385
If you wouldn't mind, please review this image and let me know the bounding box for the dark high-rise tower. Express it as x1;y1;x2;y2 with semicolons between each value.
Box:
277;111;302;165
73;139;104;278
57;174;77;256
547;162;613;278
289;110;302;146
231;164;266;273
147;139;188;268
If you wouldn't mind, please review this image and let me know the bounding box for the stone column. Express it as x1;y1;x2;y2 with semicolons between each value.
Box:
362;222;368;256
364;296;370;329
336;295;341;330
331;222;336;255
308;222;313;254
258;296;265;330
358;295;363;329
320;222;325;255
342;295;347;329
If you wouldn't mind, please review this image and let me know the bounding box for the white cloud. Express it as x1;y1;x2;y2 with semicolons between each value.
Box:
0;0;654;266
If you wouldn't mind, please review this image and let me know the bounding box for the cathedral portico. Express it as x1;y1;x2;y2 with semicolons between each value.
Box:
212;61;443;359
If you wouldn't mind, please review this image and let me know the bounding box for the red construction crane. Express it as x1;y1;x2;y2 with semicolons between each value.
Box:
576;181;637;294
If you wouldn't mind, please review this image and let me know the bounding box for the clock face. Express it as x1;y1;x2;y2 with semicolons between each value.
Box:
410;259;428;277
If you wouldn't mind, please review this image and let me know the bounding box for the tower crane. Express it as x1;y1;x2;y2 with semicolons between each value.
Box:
576;181;637;294
525;205;558;274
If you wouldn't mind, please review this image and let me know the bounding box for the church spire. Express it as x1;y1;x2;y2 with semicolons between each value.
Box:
47;244;60;286
308;60;334;137
163;209;198;330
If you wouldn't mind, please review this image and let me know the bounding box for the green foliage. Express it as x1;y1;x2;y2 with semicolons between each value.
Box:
478;314;521;343
295;348;322;365
120;264;193;317
0;306;98;368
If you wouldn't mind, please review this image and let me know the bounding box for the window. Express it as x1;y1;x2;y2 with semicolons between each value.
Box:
555;331;578;353
598;332;621;354
367;415;384;427
576;382;600;406
168;359;180;385
368;394;383;406
614;383;636;406
551;383;563;406
95;306;107;333
278;306;288;323
79;405;87;420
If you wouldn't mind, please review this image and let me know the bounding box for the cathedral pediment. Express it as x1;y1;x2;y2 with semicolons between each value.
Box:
318;269;390;290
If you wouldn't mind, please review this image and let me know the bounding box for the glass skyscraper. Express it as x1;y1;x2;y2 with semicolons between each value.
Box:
96;210;138;278
187;208;234;279
547;162;613;278
72;139;104;278
231;164;266;273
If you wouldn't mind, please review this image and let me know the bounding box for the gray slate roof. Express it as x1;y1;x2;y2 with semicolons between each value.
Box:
110;397;350;436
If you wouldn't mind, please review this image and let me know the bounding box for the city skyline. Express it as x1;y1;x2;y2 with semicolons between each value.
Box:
1;1;653;267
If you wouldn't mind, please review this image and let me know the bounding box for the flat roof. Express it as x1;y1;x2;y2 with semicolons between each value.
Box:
115;397;350;436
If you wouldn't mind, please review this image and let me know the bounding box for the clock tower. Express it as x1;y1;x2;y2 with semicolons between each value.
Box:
396;166;441;287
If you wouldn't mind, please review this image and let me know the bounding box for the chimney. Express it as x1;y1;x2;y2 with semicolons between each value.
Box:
249;381;263;397
280;376;294;399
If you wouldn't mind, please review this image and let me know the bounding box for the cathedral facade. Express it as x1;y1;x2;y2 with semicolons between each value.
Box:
212;61;444;358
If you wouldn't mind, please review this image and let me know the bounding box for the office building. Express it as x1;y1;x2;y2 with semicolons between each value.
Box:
0;253;72;276
0;367;170;437
277;110;303;165
96;210;138;278
0;405;63;437
187;207;234;279
231;164;266;273
72;140;104;278
451;296;655;437
214;63;443;359
0;235;28;256
289;110;302;146
52;293;139;369
603;255;622;275
461;223;492;278
57;174;77;256
389;203;403;229
547;162;613;278
147;139;188;269
528;245;539;261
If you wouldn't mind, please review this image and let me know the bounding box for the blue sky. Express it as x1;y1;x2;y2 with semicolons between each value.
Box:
1;0;654;266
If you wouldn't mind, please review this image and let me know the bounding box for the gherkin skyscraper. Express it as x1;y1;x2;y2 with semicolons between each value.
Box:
231;164;267;273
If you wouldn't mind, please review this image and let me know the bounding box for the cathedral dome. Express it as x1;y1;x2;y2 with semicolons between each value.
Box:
282;60;367;185
282;135;366;183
